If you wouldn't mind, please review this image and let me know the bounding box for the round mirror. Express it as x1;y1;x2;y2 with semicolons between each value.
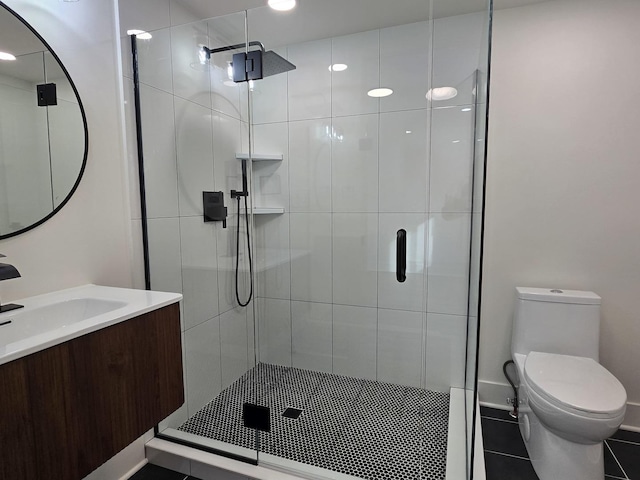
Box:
0;2;88;239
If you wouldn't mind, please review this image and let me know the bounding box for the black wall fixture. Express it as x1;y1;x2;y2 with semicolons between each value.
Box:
36;83;57;106
396;229;407;283
203;191;228;228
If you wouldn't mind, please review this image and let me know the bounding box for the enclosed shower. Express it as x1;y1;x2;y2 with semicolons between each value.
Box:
124;0;491;478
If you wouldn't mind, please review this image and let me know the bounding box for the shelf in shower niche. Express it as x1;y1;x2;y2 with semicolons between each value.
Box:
241;207;285;215
235;153;283;162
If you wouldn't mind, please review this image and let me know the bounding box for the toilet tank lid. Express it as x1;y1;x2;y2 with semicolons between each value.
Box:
516;287;601;305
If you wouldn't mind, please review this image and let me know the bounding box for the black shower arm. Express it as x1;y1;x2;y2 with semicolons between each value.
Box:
204;41;266;56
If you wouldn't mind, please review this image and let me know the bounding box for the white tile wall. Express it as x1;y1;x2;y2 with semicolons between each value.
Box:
185;316;222;415
379;109;429;213
147;218;183;294
331;114;379;213
290;213;332;304
332;213;378;307
333;304;377;380
255;213;291;300
432;12;485;108
425;313;467;391
135;28;173;94
139;85;179;219
180;217;218;330
379;21;431;113
331;30;380;117
429;106;475;213
207;12;248;121
220;307;249;388
289;119;332;213
377;309;424;387
170;21;212;108
288;39;332;121
258;298;292;367
174;97;215;217
427;213;471;316
291;301;333;373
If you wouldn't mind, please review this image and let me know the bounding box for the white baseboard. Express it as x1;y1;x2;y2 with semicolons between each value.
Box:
479;380;640;431
621;402;640;432
477;380;514;410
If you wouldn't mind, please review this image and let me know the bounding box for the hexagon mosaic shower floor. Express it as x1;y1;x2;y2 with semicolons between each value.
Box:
179;364;450;480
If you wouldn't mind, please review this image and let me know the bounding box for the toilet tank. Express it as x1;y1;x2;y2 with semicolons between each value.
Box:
511;287;602;361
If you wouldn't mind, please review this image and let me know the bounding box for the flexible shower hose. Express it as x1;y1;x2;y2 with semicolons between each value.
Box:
235;194;253;307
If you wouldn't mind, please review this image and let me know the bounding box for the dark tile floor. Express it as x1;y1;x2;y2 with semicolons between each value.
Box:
128;463;200;480
481;406;640;480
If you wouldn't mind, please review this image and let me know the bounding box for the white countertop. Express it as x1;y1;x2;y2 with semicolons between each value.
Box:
0;284;182;366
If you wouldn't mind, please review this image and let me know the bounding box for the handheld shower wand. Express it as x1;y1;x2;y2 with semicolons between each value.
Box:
231;159;253;308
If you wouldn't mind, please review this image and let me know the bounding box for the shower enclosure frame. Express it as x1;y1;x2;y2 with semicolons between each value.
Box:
127;1;493;476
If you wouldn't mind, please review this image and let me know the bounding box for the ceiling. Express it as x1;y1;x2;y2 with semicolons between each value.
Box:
173;0;551;49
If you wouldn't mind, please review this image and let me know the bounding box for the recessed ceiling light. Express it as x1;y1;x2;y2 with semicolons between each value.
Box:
329;63;348;72
461;107;472;112
452;140;461;144
0;52;16;61
426;87;458;101
127;29;152;40
268;0;297;11
368;88;393;98
406;130;412;134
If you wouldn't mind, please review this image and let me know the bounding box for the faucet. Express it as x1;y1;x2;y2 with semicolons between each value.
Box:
0;254;24;313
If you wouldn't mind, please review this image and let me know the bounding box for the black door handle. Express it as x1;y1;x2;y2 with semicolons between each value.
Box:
396;229;407;283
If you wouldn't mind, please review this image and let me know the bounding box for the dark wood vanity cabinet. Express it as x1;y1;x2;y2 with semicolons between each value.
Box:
0;303;184;480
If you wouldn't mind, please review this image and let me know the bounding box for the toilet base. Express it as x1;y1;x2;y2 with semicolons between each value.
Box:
520;409;604;480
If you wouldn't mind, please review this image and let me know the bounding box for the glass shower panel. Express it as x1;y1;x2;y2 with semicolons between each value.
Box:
130;12;259;462
245;2;458;478
465;2;492;475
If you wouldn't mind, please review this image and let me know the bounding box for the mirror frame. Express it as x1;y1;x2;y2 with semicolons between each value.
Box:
0;1;88;240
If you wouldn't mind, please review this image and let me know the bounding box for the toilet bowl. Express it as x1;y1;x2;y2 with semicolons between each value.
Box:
511;288;627;480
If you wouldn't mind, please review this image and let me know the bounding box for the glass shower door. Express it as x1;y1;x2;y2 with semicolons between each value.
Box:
130;10;262;463
243;2;453;478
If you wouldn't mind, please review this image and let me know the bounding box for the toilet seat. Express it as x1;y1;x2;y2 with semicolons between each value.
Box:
524;352;626;418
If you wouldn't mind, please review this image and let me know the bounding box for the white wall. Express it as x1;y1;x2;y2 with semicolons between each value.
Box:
0;0;141;477
481;0;640;428
0;0;133;298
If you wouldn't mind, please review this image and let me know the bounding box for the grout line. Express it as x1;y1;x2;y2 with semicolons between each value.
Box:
484;450;529;461
605;440;630;480
608;437;640;447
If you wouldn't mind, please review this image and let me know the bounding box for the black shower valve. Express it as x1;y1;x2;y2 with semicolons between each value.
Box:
203;191;228;228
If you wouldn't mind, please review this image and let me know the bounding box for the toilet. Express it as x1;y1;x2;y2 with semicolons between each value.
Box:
511;287;627;480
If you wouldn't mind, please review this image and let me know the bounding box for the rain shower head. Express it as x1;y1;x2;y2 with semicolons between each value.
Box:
203;41;296;82
261;50;296;78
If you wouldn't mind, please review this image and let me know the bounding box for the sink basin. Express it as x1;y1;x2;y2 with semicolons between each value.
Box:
0;284;182;365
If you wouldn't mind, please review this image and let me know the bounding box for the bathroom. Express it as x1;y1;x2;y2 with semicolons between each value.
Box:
0;0;638;479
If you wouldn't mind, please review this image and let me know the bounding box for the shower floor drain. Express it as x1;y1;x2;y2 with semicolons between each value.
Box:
179;364;450;480
282;407;303;419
